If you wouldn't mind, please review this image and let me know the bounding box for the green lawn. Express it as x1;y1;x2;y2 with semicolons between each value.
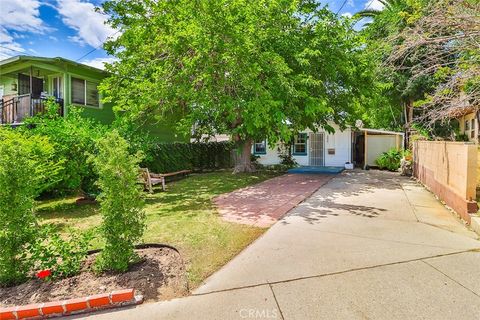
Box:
36;171;280;287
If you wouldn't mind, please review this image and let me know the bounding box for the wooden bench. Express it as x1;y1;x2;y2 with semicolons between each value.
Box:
140;168;192;193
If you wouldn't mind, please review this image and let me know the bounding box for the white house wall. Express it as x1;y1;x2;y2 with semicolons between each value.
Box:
322;126;352;166
254;123;352;167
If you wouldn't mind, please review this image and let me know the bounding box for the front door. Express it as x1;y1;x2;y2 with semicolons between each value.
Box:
309;133;324;166
18;74;43;98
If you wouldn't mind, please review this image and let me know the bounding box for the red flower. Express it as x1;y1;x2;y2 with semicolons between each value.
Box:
37;269;52;279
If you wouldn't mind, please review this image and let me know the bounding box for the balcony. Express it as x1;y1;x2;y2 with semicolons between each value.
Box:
0;94;64;125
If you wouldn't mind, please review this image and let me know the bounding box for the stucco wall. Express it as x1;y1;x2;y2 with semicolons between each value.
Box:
254;124;352;167
413;140;478;223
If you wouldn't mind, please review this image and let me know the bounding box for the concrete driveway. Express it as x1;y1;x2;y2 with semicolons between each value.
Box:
82;170;480;320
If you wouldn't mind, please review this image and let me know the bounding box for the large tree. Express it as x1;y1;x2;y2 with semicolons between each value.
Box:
101;0;375;172
357;0;432;133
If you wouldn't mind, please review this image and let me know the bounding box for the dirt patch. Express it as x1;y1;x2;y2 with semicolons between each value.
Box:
0;247;188;307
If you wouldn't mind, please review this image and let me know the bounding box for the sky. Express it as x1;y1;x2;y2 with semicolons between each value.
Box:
0;0;384;70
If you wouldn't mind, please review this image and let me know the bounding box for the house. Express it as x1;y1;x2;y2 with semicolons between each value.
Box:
457;110;479;143
0;55;114;125
253;123;404;169
0;55;184;141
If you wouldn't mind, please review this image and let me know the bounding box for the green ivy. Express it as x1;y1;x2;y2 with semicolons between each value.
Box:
145;141;235;173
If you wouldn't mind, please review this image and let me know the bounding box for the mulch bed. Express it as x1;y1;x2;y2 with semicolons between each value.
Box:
0;247;188;307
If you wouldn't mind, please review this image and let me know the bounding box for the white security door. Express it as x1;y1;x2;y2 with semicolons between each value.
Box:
309;133;324;166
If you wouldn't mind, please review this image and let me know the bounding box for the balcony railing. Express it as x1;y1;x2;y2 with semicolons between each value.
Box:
0;94;64;125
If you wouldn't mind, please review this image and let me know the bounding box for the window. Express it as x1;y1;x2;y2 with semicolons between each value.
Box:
71;77;99;107
254;140;266;154
465;120;470;131
472;119;476;138
293;133;307;155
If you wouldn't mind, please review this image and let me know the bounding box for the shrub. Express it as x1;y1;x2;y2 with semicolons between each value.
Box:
145;141;234;173
23;100;108;195
277;143;298;168
30;226;93;279
0;129;61;286
90;130;146;272
376;148;403;171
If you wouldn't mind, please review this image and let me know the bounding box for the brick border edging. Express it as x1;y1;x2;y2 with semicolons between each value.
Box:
0;289;142;319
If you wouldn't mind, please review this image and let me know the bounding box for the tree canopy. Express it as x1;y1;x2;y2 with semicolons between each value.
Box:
358;0;480;138
101;0;377;171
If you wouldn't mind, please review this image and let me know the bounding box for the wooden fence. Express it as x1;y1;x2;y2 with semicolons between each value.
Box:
413;140;478;223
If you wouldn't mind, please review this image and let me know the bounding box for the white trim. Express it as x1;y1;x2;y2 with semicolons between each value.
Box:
360;128;404;136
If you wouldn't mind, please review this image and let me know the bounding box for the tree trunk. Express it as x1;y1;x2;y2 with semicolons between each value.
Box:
233;139;256;174
407;99;414;125
404;99;414;148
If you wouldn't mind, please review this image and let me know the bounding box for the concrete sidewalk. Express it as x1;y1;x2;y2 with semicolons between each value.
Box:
81;171;480;320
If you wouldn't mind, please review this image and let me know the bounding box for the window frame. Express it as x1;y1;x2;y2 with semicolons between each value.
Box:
471;119;476;138
70;76;100;108
253;140;267;155
293;133;308;156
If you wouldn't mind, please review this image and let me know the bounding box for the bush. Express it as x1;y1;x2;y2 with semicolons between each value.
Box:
30;226;93;279
23;100;108;195
277;143;298;168
145;141;234;173
0;129;62;286
90;130;146;272
376;148;403;171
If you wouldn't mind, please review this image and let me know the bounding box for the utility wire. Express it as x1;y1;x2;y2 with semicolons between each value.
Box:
75;30;120;62
0;45;32;55
364;0;375;11
336;0;349;15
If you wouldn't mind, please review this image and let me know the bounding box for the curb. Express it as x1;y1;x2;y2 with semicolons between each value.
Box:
0;289;142;319
470;214;480;237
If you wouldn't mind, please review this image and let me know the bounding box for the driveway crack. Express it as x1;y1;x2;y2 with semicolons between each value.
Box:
400;182;419;222
193;249;479;298
268;282;285;320
421;260;480;298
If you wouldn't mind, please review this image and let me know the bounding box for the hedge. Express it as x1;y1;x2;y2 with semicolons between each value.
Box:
144;141;235;173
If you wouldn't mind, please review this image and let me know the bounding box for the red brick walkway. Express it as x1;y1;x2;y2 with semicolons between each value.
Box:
214;174;334;227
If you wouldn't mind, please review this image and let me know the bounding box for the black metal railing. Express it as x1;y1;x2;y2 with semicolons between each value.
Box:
0;95;64;125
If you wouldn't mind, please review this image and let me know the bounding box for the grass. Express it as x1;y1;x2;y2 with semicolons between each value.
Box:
37;171;280;287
